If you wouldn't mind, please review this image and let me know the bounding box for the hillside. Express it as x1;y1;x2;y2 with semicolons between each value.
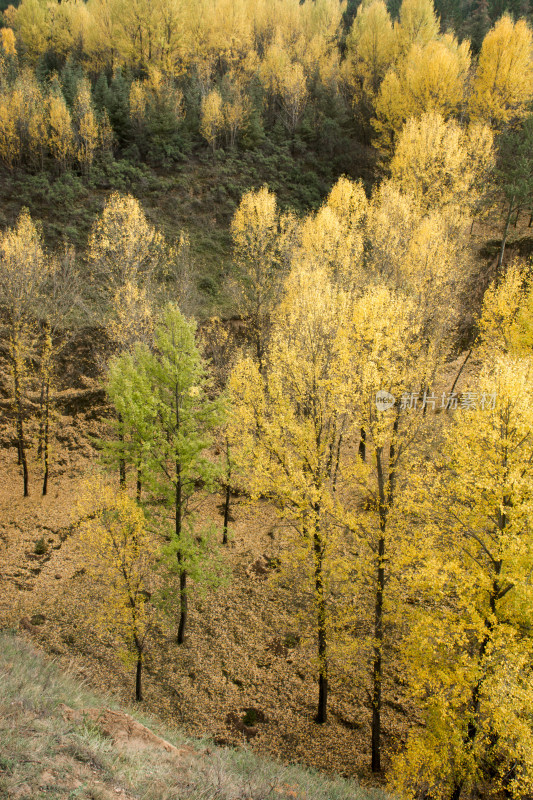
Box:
0;390;402;784
0;631;390;800
3;0;533;794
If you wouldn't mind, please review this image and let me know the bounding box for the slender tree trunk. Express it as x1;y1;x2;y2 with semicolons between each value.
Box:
118;412;126;487
223;438;231;545
497;197;515;273
256;331;264;375
450;783;463;800
136;463;142;502
37;380;45;458
371;412;399;773
13;351;29;497
40;324;53;495
42;380;50;496
133;626;143;701
371;509;385;770
313;512;328;724
372;444;388;773
222;482;230;544
175;460;187;644
449;349;472;397
177;569;187;644
135;652;143;701
358;427;366;461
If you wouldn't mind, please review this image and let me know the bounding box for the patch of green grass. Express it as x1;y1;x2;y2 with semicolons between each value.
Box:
0;631;389;800
34;537;48;555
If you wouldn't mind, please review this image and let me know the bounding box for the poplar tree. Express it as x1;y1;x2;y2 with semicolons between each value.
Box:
230;185;295;372
230;264;354;724
78;478;158;702
346;284;438;773
390;356;533;799
469;15;533;128
0;210;47;497
37;244;80;496
88;192;164;487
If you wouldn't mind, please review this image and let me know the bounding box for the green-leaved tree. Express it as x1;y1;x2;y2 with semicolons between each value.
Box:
106;303;224;643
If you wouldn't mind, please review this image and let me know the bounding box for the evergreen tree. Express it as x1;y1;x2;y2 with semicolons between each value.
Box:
107;67;132;149
93;72;111;116
494;115;533;271
460;0;491;53
60;56;84;108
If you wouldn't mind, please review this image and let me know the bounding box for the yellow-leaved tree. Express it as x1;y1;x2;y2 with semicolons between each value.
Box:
200;88;224;152
86;192;164;307
344;283;439;773
469;15;533;128
394;0;440;57
0;210;48;497
229;263;354;725
10;0;49;63
259;39;308;133
477;258;533;357
46;89;75;172
343;0;395;136
294;176;368;291
73;77;99;174
389;112;494;216
230;185;296;371
366;177;474;341
390;355;533;799
374;35;470;154
87;192;165;487
37;244;80;497
78;477;159;702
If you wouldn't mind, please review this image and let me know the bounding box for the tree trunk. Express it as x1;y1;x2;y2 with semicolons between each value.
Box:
175;460;187;644
450;782;463;800
449;349;472;397
371;413;399;773
14;355;29;497
177;569;187;644
136;464;142;502
42;380;50;496
313;513;328;724
256;329;264;375
358;427;366;461
222;482;230;544
37;380;45;458
497;197;515;273
135;653;143;701
118;412;126;487
371;527;384;772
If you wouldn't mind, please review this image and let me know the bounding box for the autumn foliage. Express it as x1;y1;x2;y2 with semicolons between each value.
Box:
3;0;533;797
